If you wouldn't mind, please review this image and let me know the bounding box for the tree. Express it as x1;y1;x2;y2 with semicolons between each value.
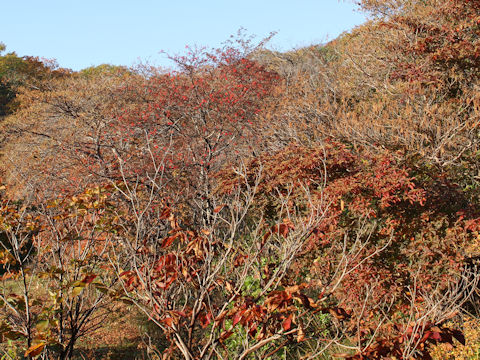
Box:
0;67;142;199
111;36;280;227
0;46;70;117
111;166;327;359
0;185;120;359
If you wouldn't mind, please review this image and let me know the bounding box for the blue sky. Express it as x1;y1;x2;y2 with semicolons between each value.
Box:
1;1;366;71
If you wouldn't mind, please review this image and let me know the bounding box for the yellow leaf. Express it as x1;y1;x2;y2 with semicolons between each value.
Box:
72;286;84;297
36;320;49;332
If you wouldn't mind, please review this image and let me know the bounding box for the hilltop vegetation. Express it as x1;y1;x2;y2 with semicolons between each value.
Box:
1;1;480;359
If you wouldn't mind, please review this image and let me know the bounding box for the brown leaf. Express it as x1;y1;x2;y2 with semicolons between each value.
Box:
159;207;171;219
225;281;233;293
452;330;465;345
297;324;305;342
219;330;233;342
329;307;350;320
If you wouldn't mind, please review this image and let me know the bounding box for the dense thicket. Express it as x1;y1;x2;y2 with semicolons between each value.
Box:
1;2;480;359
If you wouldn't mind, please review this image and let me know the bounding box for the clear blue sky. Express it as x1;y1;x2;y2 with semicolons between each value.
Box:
1;0;366;71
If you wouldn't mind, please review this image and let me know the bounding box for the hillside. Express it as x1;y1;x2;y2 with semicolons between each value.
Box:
1;1;480;359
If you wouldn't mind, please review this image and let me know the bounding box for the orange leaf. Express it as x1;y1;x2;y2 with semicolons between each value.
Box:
25;342;45;358
213;205;224;213
162;317;174;328
331;353;350;358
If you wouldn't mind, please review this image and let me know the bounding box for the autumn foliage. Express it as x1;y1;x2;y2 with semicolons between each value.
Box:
1;3;480;359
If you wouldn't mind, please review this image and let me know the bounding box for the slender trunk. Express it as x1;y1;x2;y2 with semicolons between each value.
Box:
58;248;64;345
20;265;32;350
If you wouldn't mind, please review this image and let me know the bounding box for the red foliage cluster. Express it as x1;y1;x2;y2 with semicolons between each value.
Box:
111;49;279;187
217;139;480;357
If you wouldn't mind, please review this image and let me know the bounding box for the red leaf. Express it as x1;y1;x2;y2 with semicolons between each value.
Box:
248;323;257;337
161;234;178;248
283;314;293;331
81;274;97;284
200;312;213;328
232;310;245;327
